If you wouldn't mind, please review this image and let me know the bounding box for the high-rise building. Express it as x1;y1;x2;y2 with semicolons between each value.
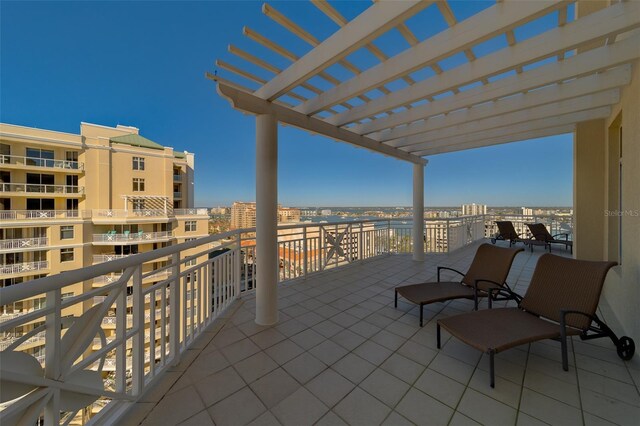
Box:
521;207;534;216
230;201;301;229
461;203;487;216
0;122;209;361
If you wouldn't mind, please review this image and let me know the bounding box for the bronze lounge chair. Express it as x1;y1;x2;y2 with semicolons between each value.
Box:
490;221;528;247
437;254;635;388
526;222;573;254
395;244;523;326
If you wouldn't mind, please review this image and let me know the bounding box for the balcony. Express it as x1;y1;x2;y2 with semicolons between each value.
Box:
0;237;48;252
92;231;174;245
173;191;182;199
0;209;89;221
173;208;209;216
0;154;83;172
0;183;84;197
0;260;48;275
173;174;182;182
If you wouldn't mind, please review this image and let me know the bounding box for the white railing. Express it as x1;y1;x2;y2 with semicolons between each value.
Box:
173;174;181;182
0;215;564;424
92;231;173;244
173;208;209;216
0;210;89;221
0;331;46;351
0;261;49;275
0;183;84;195
92;209;169;218
173;192;182;199
0;154;83;171
0;237;48;251
93;254;132;264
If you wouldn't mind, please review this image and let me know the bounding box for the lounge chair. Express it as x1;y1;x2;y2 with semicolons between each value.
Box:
437;254;634;387
526;222;573;254
395;244;523;326
490;221;529;247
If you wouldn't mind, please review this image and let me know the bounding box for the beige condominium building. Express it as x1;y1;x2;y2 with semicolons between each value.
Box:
230;201;301;230
0;122;208;365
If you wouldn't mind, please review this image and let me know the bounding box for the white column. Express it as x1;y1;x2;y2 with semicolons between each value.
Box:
412;162;426;261
255;113;279;325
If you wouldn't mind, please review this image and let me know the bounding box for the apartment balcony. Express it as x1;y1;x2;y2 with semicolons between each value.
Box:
91;209;172;224
173;191;182;199
173;174;182;182
0;209;89;222
92;231;174;245
0;183;84;197
0;260;48;276
0;237;48;253
173;208;209;217
0;154;83;172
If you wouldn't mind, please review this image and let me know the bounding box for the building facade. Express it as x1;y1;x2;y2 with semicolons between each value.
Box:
461;203;487;216
0;122;209;362
230;201;301;230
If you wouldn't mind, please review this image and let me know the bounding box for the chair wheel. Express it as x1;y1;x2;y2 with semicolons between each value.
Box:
616;336;635;360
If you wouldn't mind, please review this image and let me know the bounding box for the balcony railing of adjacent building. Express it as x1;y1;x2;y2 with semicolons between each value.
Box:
0;215;572;424
173;174;182;182
92;209;169;218
92;231;174;244
173;191;182;199
0;210;90;221
173;208;208;216
0;183;84;195
0;154;84;171
92;254;132;264
0;260;49;275
0;237;48;251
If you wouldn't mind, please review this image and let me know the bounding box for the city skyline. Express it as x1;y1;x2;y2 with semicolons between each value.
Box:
1;1;573;208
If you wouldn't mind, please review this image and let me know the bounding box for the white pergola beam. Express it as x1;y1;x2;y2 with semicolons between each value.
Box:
375;66;630;143
390;89;620;149
354;31;640;135
216;83;426;165
417;124;576;156
254;0;431;101
407;106;611;154
333;0;639;126
298;0;567;116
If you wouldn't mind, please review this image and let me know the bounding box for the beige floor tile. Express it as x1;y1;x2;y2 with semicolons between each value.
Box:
429;353;475;385
234;351;278;384
271;387;328;426
334;387;392;426
515;412;549;426
381;411;414;426
177;410;215;426
264;339;304;365
142;385;205;426
289;328;325;350
332;353;377;384
315;411;348;426
353;340;393;366
414;368;466;408
468;368;522;408
380;353;425;385
208;387;266;426
308;339;348;366
396;340;438;367
306;369;355;408
577;368;640;407
194;366;245;407
185;349;230;382
221;338;261;363
121;402;155;426
519;388;582;426
250;328;287;350
523;368;581;408
330;328;366;351
249;368;300;409
580;388;640;425
457;388;517;426
449;411;482;426
246;411;282;426
395;387;453;426
139;371;183;403
282;352;326;384
360;369;410;407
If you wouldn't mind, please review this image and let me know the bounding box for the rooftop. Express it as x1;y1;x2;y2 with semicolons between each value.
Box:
129;242;640;425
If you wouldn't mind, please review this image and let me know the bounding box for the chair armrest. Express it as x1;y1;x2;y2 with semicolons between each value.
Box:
437;266;465;282
486;286;523;308
552;233;569;241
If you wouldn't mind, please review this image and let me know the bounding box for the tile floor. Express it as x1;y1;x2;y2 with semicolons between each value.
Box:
127;241;640;425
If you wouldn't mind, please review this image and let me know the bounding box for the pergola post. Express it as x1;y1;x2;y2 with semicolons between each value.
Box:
412;162;425;261
255;113;279;325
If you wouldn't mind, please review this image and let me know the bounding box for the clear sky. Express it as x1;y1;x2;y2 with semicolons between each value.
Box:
1;1;573;208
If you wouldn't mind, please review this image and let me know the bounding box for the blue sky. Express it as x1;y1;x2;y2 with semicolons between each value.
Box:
1;1;573;207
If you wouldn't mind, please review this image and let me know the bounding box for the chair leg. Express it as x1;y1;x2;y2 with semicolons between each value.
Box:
489;350;495;388
560;326;569;372
437;323;441;349
473;292;478;310
394;290;398;308
419;304;424;327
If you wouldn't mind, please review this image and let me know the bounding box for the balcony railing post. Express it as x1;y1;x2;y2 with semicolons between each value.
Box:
132;264;145;395
170;253;181;366
235;233;242;296
44;288;61;425
302;227;308;278
387;220;391;253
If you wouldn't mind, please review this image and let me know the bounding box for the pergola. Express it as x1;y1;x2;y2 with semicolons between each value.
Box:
209;0;640;325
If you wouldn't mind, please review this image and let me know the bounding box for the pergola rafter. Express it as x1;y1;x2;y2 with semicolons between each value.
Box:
211;0;640;163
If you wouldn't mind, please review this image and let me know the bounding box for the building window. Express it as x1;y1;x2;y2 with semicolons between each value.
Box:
133;178;145;192
133;200;145;210
185;221;196;232
133;157;145;170
60;226;74;240
185;238;196;242
185;258;197;266
60;248;74;262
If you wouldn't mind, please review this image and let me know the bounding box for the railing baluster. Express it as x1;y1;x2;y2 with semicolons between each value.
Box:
132;265;144;395
43;288;61;424
170;252;180;366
